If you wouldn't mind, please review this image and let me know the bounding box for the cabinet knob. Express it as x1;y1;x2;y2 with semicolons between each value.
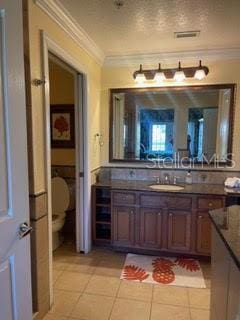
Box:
130;210;134;215
198;215;203;219
158;212;161;216
209;202;213;207
169;213;173;217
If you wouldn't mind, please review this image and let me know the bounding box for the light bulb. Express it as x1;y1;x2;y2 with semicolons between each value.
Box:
174;70;186;82
154;71;166;83
194;68;206;80
135;73;146;84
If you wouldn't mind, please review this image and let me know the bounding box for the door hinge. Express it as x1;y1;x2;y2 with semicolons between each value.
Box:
79;172;84;177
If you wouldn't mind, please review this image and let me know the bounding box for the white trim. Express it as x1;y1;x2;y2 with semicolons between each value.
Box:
104;48;240;67
35;0;105;65
41;31;91;306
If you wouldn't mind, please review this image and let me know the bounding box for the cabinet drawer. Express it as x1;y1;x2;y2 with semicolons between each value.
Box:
112;191;136;205
197;197;224;210
140;194;192;209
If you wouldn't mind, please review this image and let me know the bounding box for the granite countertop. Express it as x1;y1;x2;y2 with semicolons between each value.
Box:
93;180;231;196
209;205;240;269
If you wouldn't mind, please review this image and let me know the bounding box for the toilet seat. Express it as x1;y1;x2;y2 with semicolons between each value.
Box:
51;177;70;250
51;177;70;215
52;212;66;233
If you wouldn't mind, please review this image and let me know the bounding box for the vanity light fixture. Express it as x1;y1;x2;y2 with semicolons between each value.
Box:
133;61;209;83
173;61;186;82
194;60;207;80
134;64;146;84
154;63;166;83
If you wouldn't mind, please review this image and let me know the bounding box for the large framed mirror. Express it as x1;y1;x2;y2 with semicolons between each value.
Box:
109;84;235;164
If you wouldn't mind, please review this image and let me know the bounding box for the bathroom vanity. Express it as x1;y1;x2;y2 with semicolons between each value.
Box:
209;206;240;320
92;181;226;257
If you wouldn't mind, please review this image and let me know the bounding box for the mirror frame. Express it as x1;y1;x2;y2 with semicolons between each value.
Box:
109;84;236;165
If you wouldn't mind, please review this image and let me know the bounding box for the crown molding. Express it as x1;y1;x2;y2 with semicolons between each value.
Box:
34;0;240;68
104;48;240;67
35;0;105;65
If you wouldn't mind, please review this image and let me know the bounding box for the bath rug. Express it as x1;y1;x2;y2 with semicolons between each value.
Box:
120;253;206;288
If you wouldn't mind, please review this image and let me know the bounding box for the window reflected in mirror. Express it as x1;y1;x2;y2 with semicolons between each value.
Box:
110;85;235;164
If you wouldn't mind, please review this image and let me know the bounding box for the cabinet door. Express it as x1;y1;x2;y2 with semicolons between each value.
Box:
167;210;191;252
140;208;162;249
196;212;211;255
113;206;135;247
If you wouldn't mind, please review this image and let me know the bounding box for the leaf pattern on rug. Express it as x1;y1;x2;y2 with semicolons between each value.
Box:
123;265;149;281
152;258;176;272
152;268;175;284
175;258;200;272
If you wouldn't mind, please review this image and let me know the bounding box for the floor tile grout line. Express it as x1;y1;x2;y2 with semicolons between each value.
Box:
149;284;154;320
52;245;210;320
107;279;123;320
188;306;192;320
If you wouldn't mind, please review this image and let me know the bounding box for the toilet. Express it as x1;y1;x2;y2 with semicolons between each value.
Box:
51;177;70;251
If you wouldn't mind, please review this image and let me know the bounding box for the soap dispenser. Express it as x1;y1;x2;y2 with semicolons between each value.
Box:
185;170;192;184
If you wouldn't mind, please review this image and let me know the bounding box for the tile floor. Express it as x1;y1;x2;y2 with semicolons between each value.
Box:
43;242;211;320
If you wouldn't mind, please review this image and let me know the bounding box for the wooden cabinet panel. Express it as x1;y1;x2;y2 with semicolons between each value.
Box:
197;197;224;210
167;210;191;252
140;208;162;249
112;206;135;247
196;212;212;255
140;194;192;209
112;191;136;205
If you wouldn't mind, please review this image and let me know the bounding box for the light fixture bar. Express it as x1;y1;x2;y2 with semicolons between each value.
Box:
133;61;209;82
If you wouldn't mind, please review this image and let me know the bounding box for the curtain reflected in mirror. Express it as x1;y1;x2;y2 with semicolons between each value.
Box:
110;85;235;163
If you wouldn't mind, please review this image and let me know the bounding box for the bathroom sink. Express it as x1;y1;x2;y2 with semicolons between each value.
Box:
149;184;185;191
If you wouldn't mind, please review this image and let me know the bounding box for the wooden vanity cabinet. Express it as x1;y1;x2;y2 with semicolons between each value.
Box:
139;207;163;249
112;191;195;254
111;191;138;247
92;187;225;256
112;206;136;247
196;196;225;255
167;210;191;252
196;212;212;254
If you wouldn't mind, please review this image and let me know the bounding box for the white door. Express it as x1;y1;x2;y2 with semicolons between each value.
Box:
0;0;32;319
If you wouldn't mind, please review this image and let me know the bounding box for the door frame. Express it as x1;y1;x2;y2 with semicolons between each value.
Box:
41;31;91;304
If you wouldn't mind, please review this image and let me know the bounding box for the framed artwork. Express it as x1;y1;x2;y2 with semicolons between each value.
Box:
50;104;75;148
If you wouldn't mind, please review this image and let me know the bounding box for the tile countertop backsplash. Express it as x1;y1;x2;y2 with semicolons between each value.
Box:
94;167;240;185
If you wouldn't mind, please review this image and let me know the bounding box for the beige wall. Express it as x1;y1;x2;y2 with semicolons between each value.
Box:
27;0;102;194
49;60;75;166
101;59;240;169
49;59;75;104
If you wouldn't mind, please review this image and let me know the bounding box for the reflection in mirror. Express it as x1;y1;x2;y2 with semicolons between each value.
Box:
110;85;235;163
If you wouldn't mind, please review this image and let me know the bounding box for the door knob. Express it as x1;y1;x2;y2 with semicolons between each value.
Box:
18;222;32;239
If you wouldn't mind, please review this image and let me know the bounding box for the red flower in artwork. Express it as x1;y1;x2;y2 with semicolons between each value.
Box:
123;265;149;282
54;115;69;137
175;258;200;272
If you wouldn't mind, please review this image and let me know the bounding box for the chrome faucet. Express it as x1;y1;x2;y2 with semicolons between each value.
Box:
163;173;170;184
153;176;160;184
173;176;180;185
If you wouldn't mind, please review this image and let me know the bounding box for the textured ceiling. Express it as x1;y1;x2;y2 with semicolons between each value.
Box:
58;0;240;56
